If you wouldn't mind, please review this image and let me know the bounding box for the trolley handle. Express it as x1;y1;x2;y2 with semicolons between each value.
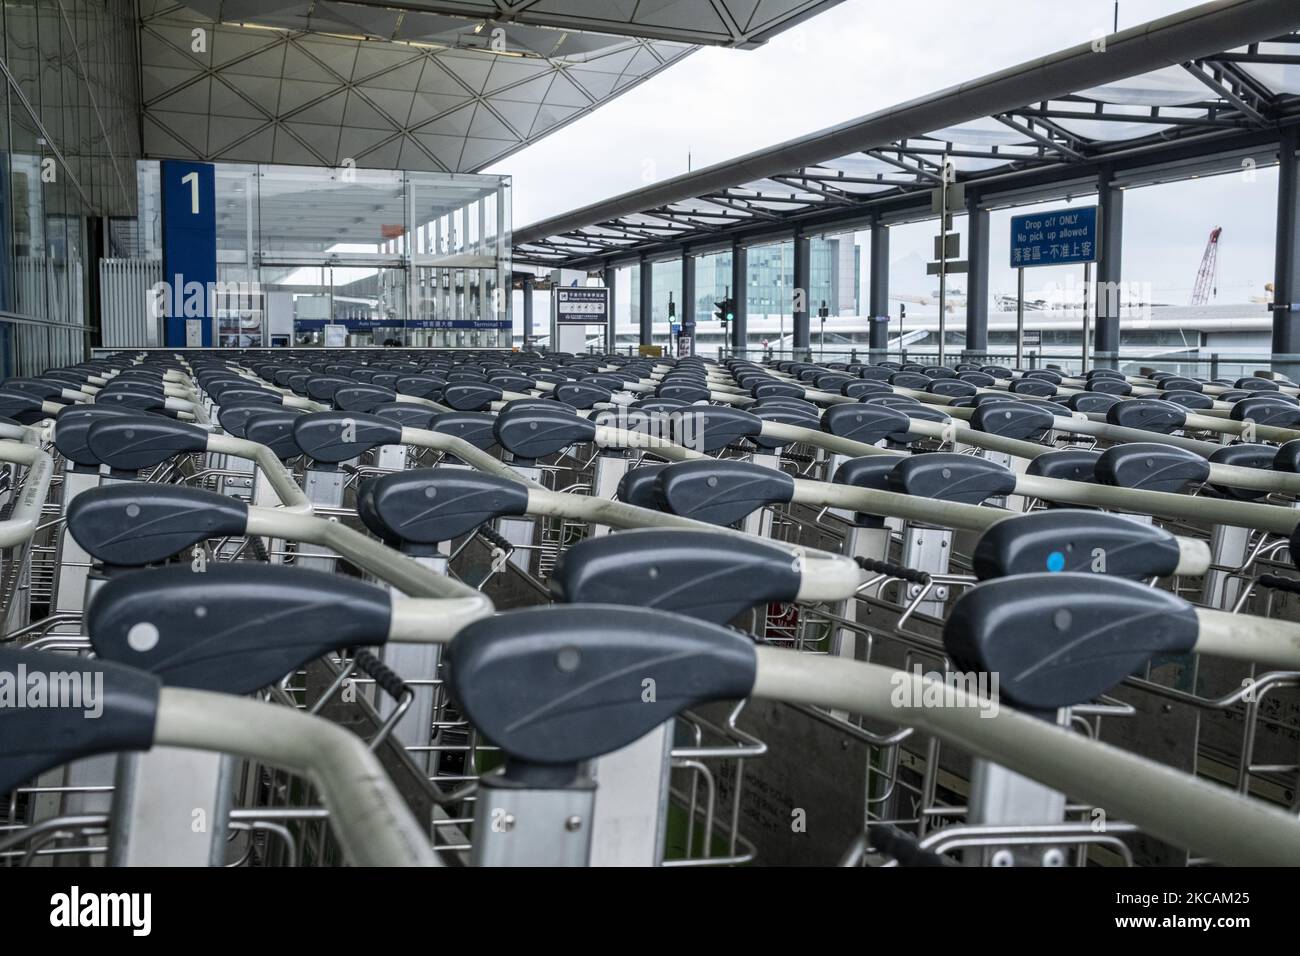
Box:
351;648;409;702
855;556;931;586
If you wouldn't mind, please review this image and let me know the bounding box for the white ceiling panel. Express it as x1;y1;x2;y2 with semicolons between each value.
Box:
140;0;829;172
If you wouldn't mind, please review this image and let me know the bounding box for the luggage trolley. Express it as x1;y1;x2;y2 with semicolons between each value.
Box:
4;346;1300;868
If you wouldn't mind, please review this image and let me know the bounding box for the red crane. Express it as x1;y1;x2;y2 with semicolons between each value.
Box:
1191;227;1221;306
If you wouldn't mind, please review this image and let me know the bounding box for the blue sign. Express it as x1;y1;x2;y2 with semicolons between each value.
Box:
160;160;216;347
1010;206;1098;268
294;318;510;332
432;319;512;331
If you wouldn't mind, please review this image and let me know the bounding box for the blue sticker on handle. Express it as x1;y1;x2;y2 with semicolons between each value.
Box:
1046;551;1066;573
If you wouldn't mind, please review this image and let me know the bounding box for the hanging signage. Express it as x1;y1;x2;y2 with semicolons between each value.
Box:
1010;206;1099;268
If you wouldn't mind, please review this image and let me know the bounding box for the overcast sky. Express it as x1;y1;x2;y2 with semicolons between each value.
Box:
486;0;1281;307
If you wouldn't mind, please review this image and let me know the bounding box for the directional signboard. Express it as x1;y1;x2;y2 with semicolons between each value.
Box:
1010;206;1099;268
554;286;610;325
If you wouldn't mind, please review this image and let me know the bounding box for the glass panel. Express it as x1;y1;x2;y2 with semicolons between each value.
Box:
0;0;141;372
260;264;330;346
651;259;681;351
1075;66;1209;107
614;263;639;353
746;240;793;348
806;228;867;360
7;1;41;121
692;250;731;359
216;163;256;267
884;216;970;356
135;160;511;349
256;165;405;260
10;111;45;324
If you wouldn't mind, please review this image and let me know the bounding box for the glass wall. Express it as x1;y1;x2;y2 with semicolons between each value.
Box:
650;259;681;350
657;238;860;357
136;161;512;348
613;262;639;352
809;226;868;356
692;251;731;357
0;0;140;374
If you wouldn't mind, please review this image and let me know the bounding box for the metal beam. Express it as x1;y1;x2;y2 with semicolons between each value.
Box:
681;253;695;357
513;0;1300;247
518;125;1298;271
793;232;811;351
1095;168;1125;367
638;257;653;348
965;197;990;356
731;242;748;353
869;222;890;353
1273;127;1300;374
992;113;1087;162
1183;60;1269;125
603;264;617;353
522;276;534;349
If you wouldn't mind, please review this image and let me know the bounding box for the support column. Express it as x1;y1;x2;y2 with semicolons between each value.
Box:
1273;127;1300;380
522;276;534;350
869;222;890;355
730;242;747;352
680;253;695;357
792;232;811;352
965;196;990;358
638;257;653;348
1095;168;1124;369
603;264;616;353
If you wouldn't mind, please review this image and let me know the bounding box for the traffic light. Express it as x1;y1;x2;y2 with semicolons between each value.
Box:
714;298;729;327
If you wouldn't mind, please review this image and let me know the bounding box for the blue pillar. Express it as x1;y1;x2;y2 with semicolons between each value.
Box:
160;160;216;347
